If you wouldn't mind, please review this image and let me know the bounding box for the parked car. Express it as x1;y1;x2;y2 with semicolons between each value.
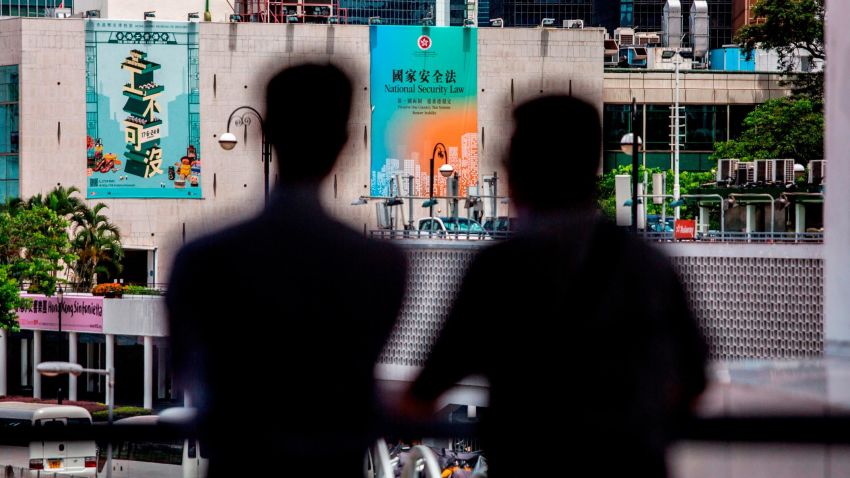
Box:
418;217;489;238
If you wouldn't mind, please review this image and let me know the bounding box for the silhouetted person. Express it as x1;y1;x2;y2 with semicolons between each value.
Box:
406;96;707;477
167;64;406;478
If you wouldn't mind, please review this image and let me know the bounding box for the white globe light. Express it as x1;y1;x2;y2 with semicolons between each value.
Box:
218;132;238;151
438;163;454;178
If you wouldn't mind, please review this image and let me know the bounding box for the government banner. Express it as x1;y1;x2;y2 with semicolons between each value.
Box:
85;20;201;199
370;26;478;199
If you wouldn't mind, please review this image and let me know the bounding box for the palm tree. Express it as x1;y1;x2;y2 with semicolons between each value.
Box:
70;203;123;289
28;185;83;217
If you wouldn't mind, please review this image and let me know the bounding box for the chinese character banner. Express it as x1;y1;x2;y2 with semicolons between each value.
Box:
370;26;478;198
85;20;201;199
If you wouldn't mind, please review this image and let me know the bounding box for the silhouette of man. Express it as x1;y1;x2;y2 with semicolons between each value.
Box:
167;64;406;477
406;95;707;477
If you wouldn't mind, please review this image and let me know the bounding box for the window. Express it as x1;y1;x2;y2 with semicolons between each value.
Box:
0;65;19;203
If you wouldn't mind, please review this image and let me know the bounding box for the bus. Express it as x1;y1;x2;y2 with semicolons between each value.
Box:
0;402;97;477
111;411;207;478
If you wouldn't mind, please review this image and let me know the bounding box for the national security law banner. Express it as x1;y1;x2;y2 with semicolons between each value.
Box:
370;26;478;198
85;20;201;199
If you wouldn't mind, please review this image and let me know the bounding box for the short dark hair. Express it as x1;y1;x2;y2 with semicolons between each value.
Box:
506;95;601;211
265;63;353;185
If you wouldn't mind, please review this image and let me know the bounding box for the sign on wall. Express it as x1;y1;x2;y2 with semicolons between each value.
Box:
16;295;104;333
370;26;478;199
85;20;201;199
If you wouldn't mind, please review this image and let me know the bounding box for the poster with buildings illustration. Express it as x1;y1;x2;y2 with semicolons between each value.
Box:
370;26;478;198
85;20;201;199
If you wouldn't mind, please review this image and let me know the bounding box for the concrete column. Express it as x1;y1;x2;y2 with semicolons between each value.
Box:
745;204;756;234
20;338;28;387
105;334;114;407
795;203;806;234
157;344;166;399
699;206;709;234
825;0;850;348
435;0;449;26
86;343;95;392
143;336;153;410
68;332;78;401
32;331;41;399
184;390;193;408
0;327;7;397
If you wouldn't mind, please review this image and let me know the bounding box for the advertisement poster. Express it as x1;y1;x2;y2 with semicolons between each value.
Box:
16;294;104;333
85;20;201;199
370;26;478;198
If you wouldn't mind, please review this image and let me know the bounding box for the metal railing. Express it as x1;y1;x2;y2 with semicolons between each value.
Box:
368;229;513;241
640;231;824;243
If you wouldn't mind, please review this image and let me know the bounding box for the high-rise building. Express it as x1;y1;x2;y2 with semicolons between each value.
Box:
0;0;73;17
732;0;762;35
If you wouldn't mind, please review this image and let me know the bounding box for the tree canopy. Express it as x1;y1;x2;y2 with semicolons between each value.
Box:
711;96;823;163
736;0;824;97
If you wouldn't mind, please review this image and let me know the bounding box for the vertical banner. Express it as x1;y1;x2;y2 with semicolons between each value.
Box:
85;20;201;199
370;26;478;199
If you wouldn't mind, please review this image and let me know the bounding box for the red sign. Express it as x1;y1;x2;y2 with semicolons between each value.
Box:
417;35;432;50
674;219;697;240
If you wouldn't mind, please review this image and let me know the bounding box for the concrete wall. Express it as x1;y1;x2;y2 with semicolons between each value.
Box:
604;71;792;104
73;0;234;22
0;18;608;284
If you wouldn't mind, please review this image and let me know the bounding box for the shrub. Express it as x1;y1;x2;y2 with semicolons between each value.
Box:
92;406;151;422
91;283;123;296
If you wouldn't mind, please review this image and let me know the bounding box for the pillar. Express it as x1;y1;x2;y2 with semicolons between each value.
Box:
795;203;806;234
143;336;153;410
32;330;41;399
20;338;28;387
105;334;114;407
68;332;78;401
0;327;7;397
699;206;709;234
745;204;757;234
157;344;166;399
825;0;850;349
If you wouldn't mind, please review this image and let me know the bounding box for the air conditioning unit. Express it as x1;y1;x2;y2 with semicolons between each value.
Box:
735;162;755;185
663;0;682;48
636;32;661;46
772;159;795;184
604;39;619;66
564;19;584;29
808;160;826;185
716;158;739;182
615;27;635;46
754;159;773;183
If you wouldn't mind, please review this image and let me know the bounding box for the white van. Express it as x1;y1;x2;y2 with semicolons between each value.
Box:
0;402;97;477
112;411;207;478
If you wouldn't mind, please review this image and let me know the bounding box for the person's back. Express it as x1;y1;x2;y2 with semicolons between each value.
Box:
167;64;406;477
407;96;706;477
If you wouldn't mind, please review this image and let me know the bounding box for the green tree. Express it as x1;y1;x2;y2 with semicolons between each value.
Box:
597;165;715;221
70;203;123;289
711;97;823;163
0;265;29;330
29;185;84;217
0;206;74;295
736;0;824;97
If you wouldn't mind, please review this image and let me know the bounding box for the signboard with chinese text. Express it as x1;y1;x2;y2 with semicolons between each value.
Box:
370;26;478;198
16;294;104;333
85;20;201;198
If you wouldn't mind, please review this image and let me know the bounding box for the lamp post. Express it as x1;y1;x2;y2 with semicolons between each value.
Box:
620;98;643;234
219;106;271;206
428;143;454;218
37;362;114;478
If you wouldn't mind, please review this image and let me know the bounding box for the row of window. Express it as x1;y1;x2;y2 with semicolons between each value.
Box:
0;65;18;204
0;0;73;17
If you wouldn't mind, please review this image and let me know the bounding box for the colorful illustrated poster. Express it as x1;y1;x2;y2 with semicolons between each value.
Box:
85;20;201;199
370;26;478;197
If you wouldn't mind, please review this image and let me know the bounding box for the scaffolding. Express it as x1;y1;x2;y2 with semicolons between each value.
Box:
233;0;349;23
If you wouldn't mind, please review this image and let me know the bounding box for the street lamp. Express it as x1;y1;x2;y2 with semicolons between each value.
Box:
37;362;114;478
56;284;64;333
427;143;450;218
219;106;271;206
620;97;643;233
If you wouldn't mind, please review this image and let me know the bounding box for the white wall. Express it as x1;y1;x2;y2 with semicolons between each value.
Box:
74;0;234;22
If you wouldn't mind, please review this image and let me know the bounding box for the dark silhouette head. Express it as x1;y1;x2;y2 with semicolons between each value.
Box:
506;95;601;212
265;63;352;186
